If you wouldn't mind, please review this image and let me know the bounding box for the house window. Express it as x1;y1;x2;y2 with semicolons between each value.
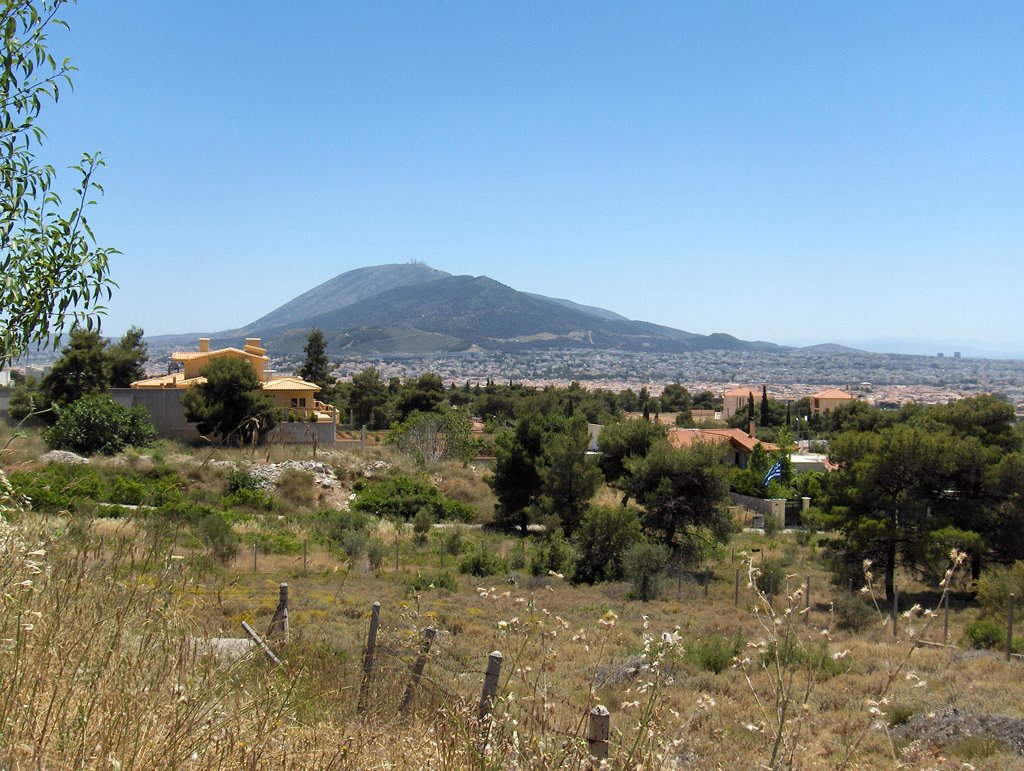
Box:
290;398;298;407
299;398;307;407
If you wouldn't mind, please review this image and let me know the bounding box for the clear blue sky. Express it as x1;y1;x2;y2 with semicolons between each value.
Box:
40;1;1024;355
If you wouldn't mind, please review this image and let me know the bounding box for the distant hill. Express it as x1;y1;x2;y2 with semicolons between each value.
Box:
798;343;866;355
209;264;787;356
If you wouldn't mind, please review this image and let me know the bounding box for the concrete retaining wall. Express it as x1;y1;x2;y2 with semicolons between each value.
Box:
110;388;335;446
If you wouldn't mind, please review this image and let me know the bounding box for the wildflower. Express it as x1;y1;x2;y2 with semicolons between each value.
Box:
497;620;509;630
696;694;716;709
598;610;618;627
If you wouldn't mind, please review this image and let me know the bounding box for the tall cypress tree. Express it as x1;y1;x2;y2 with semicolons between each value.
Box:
760;385;770;427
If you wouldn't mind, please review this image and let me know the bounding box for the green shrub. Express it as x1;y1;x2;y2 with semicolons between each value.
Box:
413;506;433;545
975;562;1024;621
623;541;669;601
366;537;387;572
108;476;146;506
241;528;302;555
313;508;370;546
197;511;239;564
227;470;261;494
225;487;276;511
342;530;369;561
833;591;875;631
755;559;786;596
352;474;475;522
572;505;644;584
459;546;508;577
963;618;1005;650
887;703;917;728
686;633;745;674
761;639;850;679
160;500;219;526
44;394;156;455
9;464;105;512
407;570;458;593
529;533;575;577
439;527;465;557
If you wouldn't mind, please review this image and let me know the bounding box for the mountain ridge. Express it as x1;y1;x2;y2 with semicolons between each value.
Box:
148;264;791;355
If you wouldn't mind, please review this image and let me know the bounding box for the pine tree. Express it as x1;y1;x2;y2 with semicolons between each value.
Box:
298;328;335;391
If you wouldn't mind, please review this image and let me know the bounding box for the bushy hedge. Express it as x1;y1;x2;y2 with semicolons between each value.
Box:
44;394;156;455
351;474;475;522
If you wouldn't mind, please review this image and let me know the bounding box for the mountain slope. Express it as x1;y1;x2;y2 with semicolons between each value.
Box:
240;272;782;354
243;263;450;330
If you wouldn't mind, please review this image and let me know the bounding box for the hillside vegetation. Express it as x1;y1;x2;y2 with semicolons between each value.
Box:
3;423;1024;769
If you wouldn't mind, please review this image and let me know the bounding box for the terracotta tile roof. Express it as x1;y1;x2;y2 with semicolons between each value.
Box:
262;377;321;392
812;388;853;400
668;428;778;455
130;373;206;388
172;347;269;362
723;386;759;397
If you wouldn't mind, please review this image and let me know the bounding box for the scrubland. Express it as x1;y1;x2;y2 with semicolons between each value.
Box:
2;430;1023;769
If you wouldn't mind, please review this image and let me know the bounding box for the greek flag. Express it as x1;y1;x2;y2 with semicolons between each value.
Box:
762;460;783;486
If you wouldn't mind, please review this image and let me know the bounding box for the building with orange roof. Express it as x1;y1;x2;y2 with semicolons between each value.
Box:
667;426;778;469
810;387;855;416
722;386;765;420
132;337;337;424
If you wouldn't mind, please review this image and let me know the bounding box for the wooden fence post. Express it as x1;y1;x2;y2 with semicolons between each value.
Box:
252;542;258;572
1007;593;1016;662
400;627;437;714
478;650;503;722
804;576;810;623
266;582;289;642
892;584;899;638
358;602;381;714
588;704;610;766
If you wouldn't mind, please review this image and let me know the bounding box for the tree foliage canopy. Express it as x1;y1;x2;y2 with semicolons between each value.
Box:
181;357;276;444
624;440;732;562
297;328;334;392
1;0;117;368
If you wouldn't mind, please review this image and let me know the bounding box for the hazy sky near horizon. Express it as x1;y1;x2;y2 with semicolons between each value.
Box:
40;2;1023;352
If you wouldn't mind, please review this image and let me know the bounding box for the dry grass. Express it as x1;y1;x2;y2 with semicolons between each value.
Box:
4;434;1024;768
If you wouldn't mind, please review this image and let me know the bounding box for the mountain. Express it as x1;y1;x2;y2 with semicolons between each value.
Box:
214;264;785;356
243;263;451;330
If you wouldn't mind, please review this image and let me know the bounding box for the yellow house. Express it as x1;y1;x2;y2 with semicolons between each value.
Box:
723;386;764;420
131;337;337;424
810;387;855;416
